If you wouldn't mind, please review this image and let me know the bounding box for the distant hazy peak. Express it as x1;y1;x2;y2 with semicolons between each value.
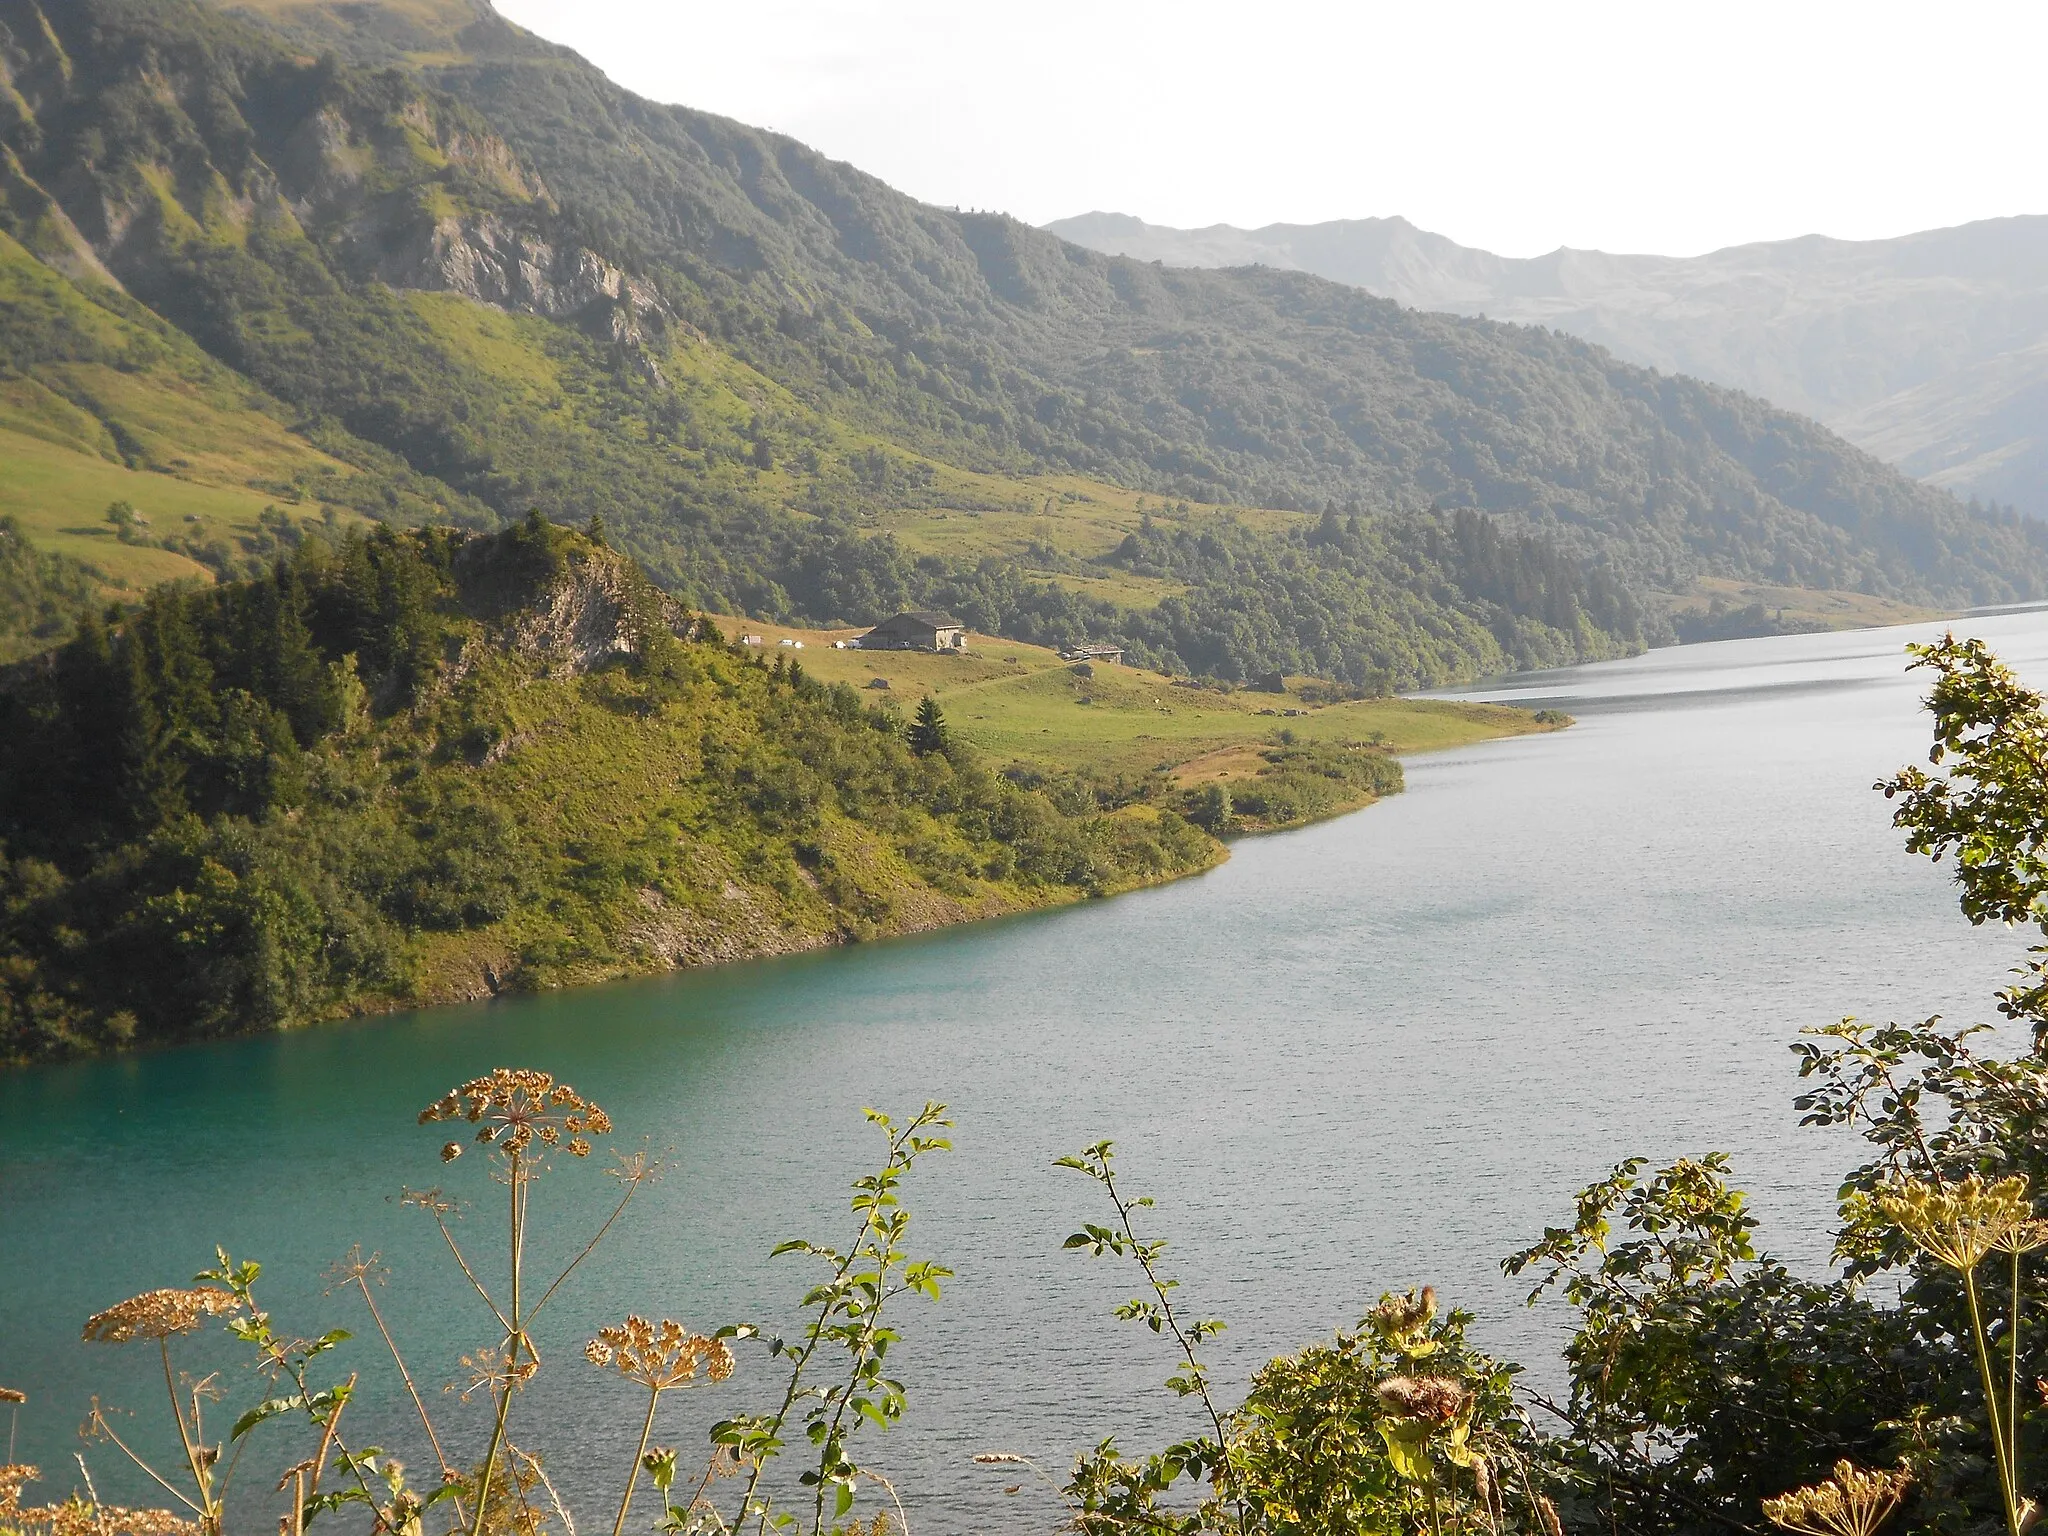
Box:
1045;209;2048;515
1049;211;1151;238
1043;212;1522;310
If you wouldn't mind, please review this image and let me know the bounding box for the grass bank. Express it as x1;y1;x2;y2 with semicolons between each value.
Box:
710;616;1568;834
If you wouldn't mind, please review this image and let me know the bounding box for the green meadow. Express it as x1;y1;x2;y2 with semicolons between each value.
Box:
708;616;1557;783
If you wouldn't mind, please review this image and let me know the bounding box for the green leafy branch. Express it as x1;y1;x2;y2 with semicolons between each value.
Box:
712;1101;952;1536
1058;1140;1243;1532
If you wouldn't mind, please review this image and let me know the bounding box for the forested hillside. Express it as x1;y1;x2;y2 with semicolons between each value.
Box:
0;0;2041;690
1050;209;2048;520
0;518;1215;1060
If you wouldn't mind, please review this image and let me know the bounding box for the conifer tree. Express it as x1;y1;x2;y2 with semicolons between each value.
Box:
907;695;948;756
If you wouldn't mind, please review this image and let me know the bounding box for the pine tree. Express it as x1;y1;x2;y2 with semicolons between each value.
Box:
907;695;948;756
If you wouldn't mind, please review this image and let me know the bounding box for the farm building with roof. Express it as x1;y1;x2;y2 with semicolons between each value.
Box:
860;612;967;652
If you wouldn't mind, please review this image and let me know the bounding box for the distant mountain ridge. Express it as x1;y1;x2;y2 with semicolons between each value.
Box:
1046;211;2048;515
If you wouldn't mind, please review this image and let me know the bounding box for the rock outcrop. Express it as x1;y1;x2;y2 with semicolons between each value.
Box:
367;212;669;343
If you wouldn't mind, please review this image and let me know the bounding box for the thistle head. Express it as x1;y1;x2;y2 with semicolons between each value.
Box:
585;1317;733;1391
1375;1374;1466;1424
82;1287;240;1344
1874;1174;2032;1271
1762;1461;1910;1536
1369;1286;1439;1357
419;1069;611;1159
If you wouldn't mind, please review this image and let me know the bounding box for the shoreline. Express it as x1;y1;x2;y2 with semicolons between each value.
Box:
0;706;1563;1072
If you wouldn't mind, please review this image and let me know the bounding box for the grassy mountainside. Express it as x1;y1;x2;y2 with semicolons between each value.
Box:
0;0;2041;696
0;222;434;576
0;520;1225;1062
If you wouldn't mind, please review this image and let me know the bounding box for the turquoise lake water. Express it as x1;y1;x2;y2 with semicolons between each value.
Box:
6;612;2048;1533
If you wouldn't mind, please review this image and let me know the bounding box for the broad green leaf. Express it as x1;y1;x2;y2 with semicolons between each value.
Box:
232;1394;307;1440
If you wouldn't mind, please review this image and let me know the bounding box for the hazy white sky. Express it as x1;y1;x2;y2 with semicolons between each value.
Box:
493;0;2045;258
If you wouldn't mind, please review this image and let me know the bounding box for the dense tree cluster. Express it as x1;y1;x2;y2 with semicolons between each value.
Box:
0;517;101;663
0;521;1212;1060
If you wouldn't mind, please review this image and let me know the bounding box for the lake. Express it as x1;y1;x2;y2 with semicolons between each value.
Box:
5;612;2046;1534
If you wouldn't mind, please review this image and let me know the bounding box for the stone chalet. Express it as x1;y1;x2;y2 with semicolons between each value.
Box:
1059;643;1125;665
861;611;966;652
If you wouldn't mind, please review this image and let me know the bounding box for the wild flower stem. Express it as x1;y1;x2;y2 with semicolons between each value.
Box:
86;1407;200;1513
810;1270;909;1536
734;1214;865;1536
306;1370;384;1515
531;1162;652;1324
733;1108;943;1536
1965;1267;2023;1536
351;1271;465;1525
426;1208;512;1335
672;1445;729;1533
862;1470;911;1536
517;1448;577;1536
471;1153;528;1534
305;1370;345;1500
75;1453;111;1536
157;1340;210;1526
610;1389;662;1536
2013;1245;2025;1514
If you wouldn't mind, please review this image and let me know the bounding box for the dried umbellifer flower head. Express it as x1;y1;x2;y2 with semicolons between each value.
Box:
1762;1461;1911;1536
1;1464;40;1516
82;1287;240;1345
13;1495;200;1536
0;1388;24;1404
1875;1174;2032;1272
1375;1374;1466;1423
419;1068;612;1159
585;1317;734;1391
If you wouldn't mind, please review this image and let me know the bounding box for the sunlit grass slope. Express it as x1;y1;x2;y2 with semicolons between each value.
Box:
706;617;1558;781
0;232;365;590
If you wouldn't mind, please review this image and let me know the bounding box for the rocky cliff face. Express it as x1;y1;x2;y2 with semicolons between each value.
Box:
448;540;686;683
365;211;669;342
493;544;640;677
0;0;666;344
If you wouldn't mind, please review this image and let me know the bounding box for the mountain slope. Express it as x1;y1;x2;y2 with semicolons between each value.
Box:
0;0;2042;697
400;20;2039;584
1046;211;2048;517
0;221;453;586
0;519;1217;1061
